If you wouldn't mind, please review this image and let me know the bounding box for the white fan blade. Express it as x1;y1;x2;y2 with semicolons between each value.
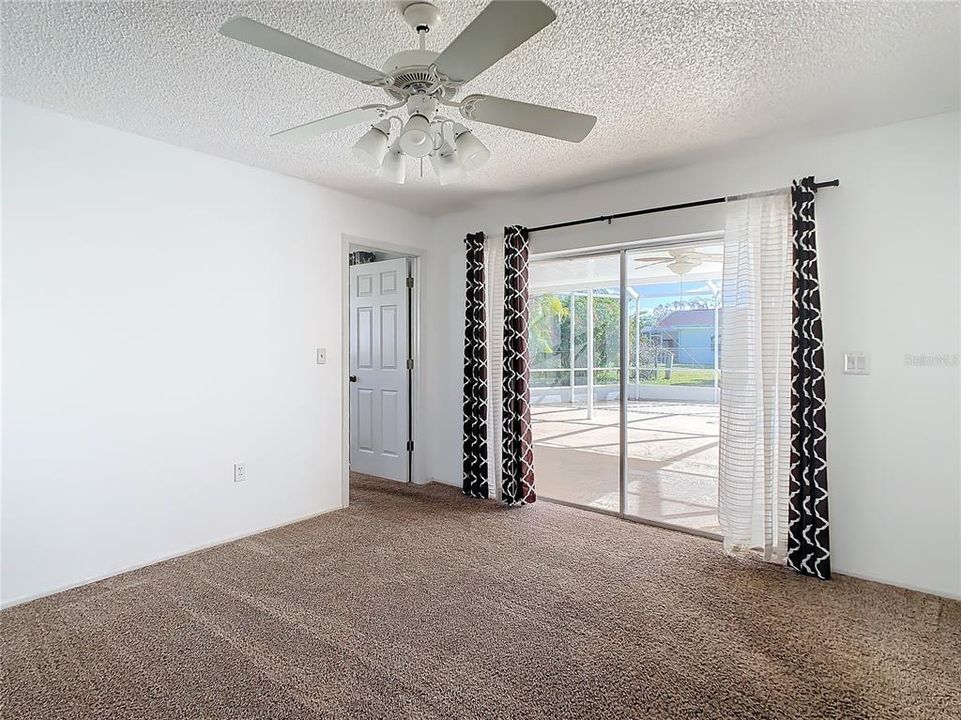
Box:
271;106;386;141
460;94;596;142
220;17;391;85
433;1;555;84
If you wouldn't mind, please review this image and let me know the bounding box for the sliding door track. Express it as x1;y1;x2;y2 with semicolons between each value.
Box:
538;494;722;542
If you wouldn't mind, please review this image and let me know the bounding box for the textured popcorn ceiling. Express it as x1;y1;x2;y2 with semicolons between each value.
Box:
2;1;958;215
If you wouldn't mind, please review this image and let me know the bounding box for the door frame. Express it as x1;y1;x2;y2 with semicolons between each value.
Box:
340;234;426;508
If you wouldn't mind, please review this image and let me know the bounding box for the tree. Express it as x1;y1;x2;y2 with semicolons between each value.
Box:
650;296;716;326
529;293;570;361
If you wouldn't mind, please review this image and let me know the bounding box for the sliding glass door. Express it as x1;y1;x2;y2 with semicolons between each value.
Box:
529;253;621;512
529;240;723;536
623;242;723;534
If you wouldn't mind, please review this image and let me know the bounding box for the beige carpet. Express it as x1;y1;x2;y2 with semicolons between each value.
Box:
2;475;959;719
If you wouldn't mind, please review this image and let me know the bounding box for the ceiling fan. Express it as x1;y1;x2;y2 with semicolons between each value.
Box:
634;249;723;275
219;1;596;186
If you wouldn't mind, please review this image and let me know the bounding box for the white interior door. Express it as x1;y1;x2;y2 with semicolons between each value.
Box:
349;258;410;481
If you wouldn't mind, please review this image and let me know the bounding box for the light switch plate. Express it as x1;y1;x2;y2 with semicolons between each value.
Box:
316;348;326;364
843;352;870;375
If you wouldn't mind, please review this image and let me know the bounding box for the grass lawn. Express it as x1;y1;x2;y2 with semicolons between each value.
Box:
585;367;717;387
654;367;716;387
532;367;718;388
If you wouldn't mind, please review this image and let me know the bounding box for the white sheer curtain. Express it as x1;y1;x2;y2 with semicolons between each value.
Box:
718;191;792;562
485;233;505;501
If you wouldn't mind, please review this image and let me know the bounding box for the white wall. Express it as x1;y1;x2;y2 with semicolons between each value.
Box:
0;100;431;606
424;112;961;599
3;101;958;605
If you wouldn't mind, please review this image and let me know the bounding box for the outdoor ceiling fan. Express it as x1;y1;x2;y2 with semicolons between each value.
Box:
219;1;597;185
634;249;723;275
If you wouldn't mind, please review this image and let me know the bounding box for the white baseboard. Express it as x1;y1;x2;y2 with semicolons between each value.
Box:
0;503;345;610
9;497;952;609
415;481;959;600
831;567;960;602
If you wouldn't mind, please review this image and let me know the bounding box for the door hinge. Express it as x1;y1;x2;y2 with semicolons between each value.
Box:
406;440;414;452
406;276;414;289
406;358;414;370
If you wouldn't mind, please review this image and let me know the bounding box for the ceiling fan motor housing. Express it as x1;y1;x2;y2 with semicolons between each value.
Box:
382;50;456;102
382;3;451;101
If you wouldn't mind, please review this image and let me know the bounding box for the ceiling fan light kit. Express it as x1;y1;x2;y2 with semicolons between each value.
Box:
430;149;465;186
219;1;597;186
667;259;697;275
454;127;490;171
634;249;725;275
377;142;406;185
351;121;391;168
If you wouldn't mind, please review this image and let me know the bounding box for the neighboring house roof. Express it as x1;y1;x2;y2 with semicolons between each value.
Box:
656;309;720;330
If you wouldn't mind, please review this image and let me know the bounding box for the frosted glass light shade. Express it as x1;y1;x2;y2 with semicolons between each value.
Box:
399;114;432;158
455;130;490;171
667;259;697;275
377;143;405;184
352;125;389;169
430;151;465;186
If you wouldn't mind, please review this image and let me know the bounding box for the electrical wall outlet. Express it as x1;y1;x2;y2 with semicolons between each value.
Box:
316;348;327;364
233;463;247;483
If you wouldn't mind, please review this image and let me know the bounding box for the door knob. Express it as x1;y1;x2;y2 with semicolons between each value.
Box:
349;375;357;382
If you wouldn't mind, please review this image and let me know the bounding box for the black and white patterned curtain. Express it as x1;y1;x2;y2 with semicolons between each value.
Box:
787;177;830;579
501;225;536;506
463;232;489;499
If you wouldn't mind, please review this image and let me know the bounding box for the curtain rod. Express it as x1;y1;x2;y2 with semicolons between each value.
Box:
527;179;840;234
